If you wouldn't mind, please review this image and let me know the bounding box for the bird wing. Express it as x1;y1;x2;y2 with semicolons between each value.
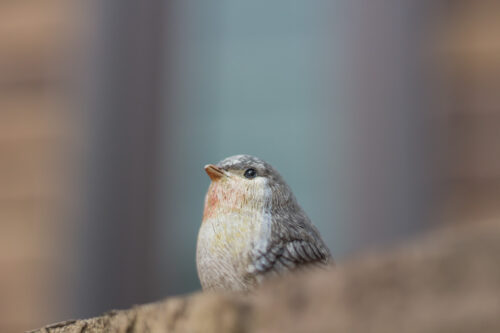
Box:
251;238;331;276
249;208;332;277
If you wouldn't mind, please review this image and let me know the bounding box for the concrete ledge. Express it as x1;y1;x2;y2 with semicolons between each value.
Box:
31;221;500;333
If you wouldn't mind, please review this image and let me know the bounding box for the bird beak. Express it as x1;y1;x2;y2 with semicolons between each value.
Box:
204;164;225;181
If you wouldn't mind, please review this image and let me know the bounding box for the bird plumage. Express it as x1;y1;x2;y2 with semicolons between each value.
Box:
196;154;331;292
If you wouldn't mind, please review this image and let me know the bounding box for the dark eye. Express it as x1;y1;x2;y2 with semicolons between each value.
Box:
244;168;257;179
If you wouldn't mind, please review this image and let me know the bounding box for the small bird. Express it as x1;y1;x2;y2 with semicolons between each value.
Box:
196;154;332;292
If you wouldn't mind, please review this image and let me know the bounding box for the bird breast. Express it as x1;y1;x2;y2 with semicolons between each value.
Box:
197;176;272;290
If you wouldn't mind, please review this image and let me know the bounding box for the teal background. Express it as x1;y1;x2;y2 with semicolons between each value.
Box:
157;0;348;294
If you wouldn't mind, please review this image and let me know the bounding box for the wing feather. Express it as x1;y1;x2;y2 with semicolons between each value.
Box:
252;239;330;275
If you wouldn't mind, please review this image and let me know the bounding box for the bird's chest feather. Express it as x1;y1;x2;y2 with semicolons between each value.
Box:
197;177;271;290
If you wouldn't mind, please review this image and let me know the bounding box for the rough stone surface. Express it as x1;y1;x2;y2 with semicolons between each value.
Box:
31;221;500;333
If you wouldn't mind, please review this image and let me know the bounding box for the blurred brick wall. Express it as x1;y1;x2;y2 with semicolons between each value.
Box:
0;1;75;332
437;0;500;223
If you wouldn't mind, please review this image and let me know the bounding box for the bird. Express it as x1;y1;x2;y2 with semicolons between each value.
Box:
196;154;332;292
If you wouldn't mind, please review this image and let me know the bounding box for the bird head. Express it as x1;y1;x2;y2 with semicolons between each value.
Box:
202;154;298;222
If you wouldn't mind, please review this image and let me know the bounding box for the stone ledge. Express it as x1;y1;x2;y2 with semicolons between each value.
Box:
31;221;500;333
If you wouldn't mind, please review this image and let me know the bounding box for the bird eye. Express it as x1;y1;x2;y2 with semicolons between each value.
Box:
244;168;257;179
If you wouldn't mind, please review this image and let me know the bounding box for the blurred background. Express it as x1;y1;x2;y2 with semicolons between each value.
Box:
1;0;500;331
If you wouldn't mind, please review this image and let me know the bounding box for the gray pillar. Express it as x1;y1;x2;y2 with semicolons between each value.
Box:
73;0;168;318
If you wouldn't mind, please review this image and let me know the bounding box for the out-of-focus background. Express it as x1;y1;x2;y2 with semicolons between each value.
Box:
1;0;500;331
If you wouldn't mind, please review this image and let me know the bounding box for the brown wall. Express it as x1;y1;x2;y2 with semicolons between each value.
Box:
437;0;500;223
0;1;75;332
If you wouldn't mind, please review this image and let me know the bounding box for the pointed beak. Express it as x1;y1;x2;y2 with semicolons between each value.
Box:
204;164;225;181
